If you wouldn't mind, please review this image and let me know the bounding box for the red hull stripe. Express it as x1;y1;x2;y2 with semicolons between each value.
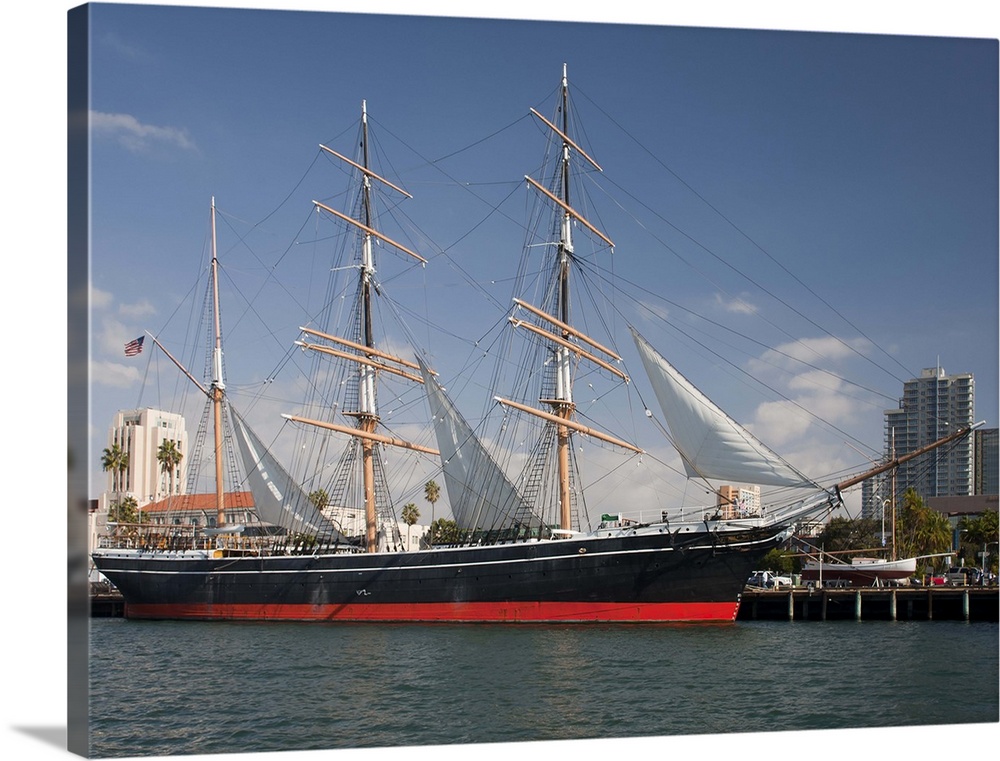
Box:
126;600;740;623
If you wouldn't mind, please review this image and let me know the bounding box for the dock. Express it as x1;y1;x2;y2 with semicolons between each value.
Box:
737;586;999;622
90;586;125;618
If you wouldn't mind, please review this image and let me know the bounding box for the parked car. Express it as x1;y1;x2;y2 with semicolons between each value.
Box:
911;575;947;586
746;570;793;589
945;566;982;586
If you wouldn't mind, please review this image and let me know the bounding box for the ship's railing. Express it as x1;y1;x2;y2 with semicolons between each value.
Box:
601;492;831;529
98;523;281;553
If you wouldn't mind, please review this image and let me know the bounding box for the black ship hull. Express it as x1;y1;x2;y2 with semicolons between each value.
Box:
92;524;788;623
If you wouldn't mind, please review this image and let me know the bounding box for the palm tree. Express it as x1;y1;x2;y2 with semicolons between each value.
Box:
424;480;440;546
157;439;184;498
309;488;330;512
896;488;954;572
108;495;139;524
401;502;420;550
101;443;129;515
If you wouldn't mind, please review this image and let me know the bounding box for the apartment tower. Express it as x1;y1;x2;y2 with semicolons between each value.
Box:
862;366;974;518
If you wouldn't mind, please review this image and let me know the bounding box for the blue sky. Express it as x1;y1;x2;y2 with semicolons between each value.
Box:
79;2;998;517
5;3;999;760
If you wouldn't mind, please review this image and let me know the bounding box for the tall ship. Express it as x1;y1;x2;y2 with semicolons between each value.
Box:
91;67;973;623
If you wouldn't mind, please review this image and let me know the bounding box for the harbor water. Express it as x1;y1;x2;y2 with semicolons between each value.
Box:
86;618;998;758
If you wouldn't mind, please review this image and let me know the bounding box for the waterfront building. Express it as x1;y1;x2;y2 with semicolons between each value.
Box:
717;484;762;518
862;366;975;518
101;407;188;510
142;491;256;529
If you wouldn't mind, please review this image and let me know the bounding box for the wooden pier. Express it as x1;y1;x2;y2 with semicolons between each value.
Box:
90;586;125;618
737;586;999;622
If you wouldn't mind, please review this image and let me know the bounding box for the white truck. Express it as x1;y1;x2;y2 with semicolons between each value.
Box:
944;566;982;586
746;570;793;589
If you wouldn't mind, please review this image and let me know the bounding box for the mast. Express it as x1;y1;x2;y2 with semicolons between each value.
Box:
890;429;897;561
210;197;226;529
508;64;630;533
135;199;232;534
357;100;380;553
299;101;432;553
554;64;574;532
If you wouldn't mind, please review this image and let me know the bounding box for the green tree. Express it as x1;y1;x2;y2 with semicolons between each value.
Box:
156;439;184;497
424;480;440;545
401;502;420;550
816;516;882;556
427;518;460;546
958;509;998;575
108;495;138;524
101;443;130;534
101;443;129;497
895;489;953;572
759;548;795;574
308;488;330;512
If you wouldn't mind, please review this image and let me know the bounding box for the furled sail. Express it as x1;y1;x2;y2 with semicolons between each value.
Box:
418;358;539;533
231;407;349;540
631;328;819;489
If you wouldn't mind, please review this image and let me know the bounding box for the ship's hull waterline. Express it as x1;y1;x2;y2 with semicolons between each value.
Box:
93;525;787;623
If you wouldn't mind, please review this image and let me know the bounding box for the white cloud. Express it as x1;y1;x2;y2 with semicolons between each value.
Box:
750;335;872;375
713;291;758;315
119;298;156;318
90;111;196;153
88;289;158;356
90;285;113;310
788;368;843;394
749;399;813;447
637;298;669;323
737;331;883;479
92;360;142;389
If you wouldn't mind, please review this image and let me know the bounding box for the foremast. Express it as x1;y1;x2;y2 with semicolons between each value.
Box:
209;197;226;529
146;197;229;529
498;65;639;533
286;101;436;553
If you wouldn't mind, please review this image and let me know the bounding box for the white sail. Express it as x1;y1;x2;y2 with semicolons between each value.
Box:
631;328;819;489
231;407;349;540
418;358;539;533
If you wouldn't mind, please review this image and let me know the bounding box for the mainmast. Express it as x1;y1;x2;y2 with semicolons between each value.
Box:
289;101;435;553
498;65;637;533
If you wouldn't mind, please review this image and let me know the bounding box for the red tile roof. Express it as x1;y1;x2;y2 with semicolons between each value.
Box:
142;491;254;514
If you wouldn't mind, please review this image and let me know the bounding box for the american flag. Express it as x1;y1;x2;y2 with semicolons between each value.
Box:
124;336;144;357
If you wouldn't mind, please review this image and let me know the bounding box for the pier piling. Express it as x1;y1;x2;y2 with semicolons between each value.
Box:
736;586;997;622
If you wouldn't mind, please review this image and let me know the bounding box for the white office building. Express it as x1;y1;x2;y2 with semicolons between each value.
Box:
101;407;189;509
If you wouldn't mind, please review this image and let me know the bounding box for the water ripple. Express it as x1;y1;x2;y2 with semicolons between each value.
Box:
87;619;998;757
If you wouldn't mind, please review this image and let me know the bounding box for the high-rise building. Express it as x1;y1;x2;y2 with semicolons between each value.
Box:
862;366;974;518
101;408;188;509
974;428;999;496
